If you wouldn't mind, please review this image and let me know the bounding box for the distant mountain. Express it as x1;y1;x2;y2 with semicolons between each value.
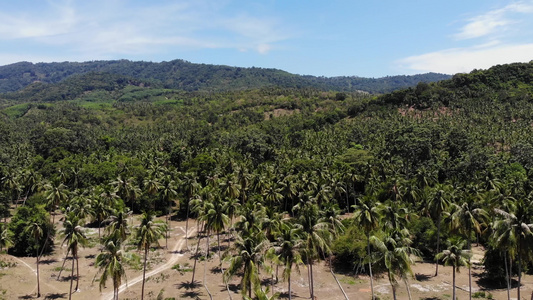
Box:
0;59;450;94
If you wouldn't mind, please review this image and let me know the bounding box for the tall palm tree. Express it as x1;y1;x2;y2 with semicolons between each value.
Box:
435;240;471;300
159;174;178;249
44;180;68;223
60;215;88;299
353;196;381;300
493;197;533;300
106;210;131;244
269;221;303;300
295;200;332;300
134;212;167;300
450;200;488;300
95;239;129;300
426;183;453;276
225;231;270;299
370;229;419;300
24;222;44;297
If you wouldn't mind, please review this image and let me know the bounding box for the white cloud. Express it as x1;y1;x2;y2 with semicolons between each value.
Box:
397;43;533;74
0;0;290;63
454;1;533;40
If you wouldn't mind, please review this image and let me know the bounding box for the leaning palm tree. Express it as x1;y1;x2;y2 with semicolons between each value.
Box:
435;239;471;300
352;196;381;300
24;222;44;298
94;238;129;300
134;212;167;300
60;215;88;299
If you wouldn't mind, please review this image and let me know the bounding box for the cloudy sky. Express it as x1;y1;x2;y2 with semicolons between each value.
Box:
1;0;532;77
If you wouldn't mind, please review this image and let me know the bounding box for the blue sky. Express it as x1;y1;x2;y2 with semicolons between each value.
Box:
1;0;532;77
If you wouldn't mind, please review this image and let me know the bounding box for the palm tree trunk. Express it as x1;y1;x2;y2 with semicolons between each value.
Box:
518;249;522;300
57;248;71;280
404;277;412;300
329;256;348;300
204;255;213;300
504;251;510;300
309;261;315;300
435;214;441;276
392;284;397;300
288;271;292;300
191;234;202;284
368;235;375;300
217;232;222;266
75;252;80;291
453;265;456;300
467;235;472;300
69;254;75;300
36;250;41;297
141;246;148;300
185;200;190;250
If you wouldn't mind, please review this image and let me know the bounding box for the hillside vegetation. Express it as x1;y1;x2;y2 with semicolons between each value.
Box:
0;59;450;94
0;61;532;299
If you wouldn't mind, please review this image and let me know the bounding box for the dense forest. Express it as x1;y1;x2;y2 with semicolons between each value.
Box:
0;61;532;300
0;60;450;94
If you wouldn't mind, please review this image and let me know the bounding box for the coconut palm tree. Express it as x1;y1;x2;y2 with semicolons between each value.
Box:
426;183;453;276
24;222;45;297
493;197;533;300
353;196;381;300
269;221;303;300
95;239;129;300
105;209;131;244
0;223;12;252
134;212;167;300
435;239;471;300
60;215;88;299
295;200;332;300
370;229;419;300
225;230;270;299
450;200;488;300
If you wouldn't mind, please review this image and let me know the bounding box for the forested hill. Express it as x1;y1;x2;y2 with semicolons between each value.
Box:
0;59;450;94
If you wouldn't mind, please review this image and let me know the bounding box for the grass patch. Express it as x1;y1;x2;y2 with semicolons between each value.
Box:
2;103;30;118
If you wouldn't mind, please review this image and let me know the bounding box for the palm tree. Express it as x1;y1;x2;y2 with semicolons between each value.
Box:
269;221;303;300
60;215;88;299
159;174;178;249
204;195;229;265
493;197;533;300
24;222;44;297
134;212;167;300
450;200;488;300
106;210;131;244
370;230;419;300
352;196;381;300
435;240;471;300
426;183;453;276
111;176;140;214
225;231;270;299
95;239;128;300
0;223;13;252
295;200;332;300
44;180;68;222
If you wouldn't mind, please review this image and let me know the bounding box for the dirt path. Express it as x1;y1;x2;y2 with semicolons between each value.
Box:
10;255;63;296
102;225;196;300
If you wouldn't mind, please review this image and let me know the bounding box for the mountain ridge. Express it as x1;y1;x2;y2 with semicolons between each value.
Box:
0;59;450;94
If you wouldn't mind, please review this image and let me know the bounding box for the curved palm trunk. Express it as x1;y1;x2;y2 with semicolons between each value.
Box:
404;277;412;300
57;248;71;280
191;234;202;284
329;256;348;300
392;284;397;300
204;256;213;300
141;245;148;300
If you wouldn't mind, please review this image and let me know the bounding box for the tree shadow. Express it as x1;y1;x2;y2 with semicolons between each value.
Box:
278;291;295;299
169;249;185;255
39;258;58;265
420;298;440;300
228;283;240;293
85;254;96;259
210;266;222;274
176;280;201;290
415;273;432;282
18;295;33;299
44;293;68;299
58;275;77;282
181;290;202;298
476;276;518;290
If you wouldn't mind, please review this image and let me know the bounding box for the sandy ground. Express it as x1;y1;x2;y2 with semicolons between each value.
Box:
1;215;532;300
